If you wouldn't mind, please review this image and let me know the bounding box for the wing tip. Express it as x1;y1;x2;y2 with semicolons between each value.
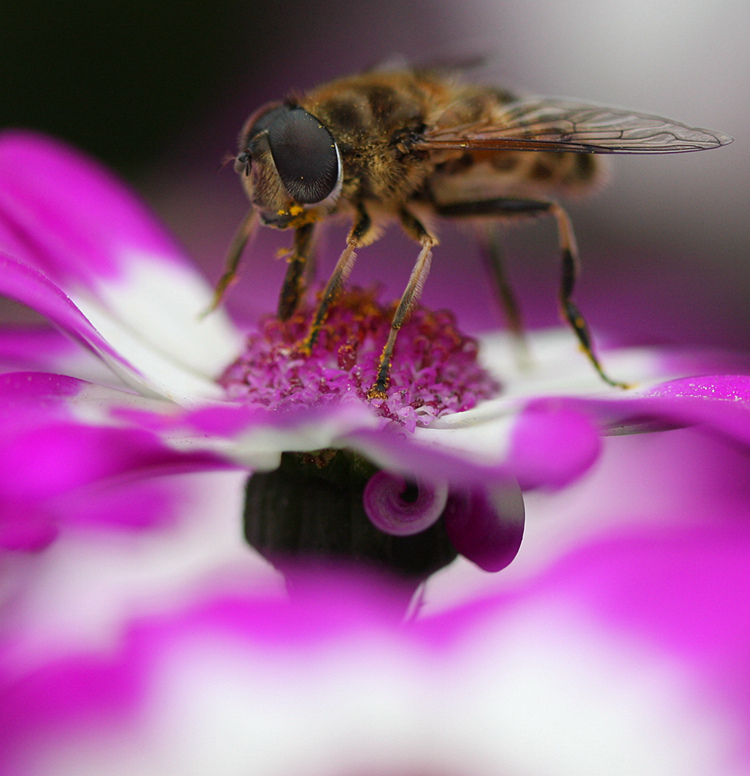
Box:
713;130;734;147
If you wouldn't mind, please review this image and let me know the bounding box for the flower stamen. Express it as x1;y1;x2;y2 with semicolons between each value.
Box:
219;286;500;430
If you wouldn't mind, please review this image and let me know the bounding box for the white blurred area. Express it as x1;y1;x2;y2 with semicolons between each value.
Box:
456;0;747;254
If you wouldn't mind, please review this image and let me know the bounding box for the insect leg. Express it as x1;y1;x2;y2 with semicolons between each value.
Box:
277;222;315;320
302;204;371;352
480;225;529;366
368;209;436;399
203;208;258;316
547;201;629;388
435;197;627;388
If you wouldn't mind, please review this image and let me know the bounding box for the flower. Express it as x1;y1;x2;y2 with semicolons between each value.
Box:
2;130;750;776
1;129;750;581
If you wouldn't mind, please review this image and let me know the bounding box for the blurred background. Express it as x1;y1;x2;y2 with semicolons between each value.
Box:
2;0;748;349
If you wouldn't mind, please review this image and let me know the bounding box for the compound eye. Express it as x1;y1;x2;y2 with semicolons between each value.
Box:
245;105;289;142
266;107;340;204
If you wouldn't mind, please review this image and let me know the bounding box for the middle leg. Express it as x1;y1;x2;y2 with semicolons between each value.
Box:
302;203;372;353
368;208;437;399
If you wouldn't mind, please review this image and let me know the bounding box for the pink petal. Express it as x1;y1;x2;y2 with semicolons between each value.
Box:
0;324;116;385
0;254;135;374
3;530;750;775
347;426;511;487
542;377;750;450
0;254;228;401
507;402;603;489
0;131;185;290
0;372;234;551
0;131;242;393
443;483;525;571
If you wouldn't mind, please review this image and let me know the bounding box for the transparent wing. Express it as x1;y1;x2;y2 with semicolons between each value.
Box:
417;99;733;154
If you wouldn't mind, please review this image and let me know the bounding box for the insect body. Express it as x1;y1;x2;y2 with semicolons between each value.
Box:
214;68;732;395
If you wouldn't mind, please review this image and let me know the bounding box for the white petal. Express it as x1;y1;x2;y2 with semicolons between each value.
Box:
88;249;243;381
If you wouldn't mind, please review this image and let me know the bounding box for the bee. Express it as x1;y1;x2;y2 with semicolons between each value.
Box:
211;66;732;396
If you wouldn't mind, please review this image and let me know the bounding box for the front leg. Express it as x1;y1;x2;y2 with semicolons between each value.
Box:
203;208;258;315
302;203;372;353
277;223;315;321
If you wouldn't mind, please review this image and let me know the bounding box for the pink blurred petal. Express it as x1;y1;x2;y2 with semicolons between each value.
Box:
508;403;603;489
2;529;750;775
0;325;76;372
645;373;750;403
0;253;136;374
0;422;226;500
490;523;750;768
0;131;186;290
0;132;242;394
0;373;236;551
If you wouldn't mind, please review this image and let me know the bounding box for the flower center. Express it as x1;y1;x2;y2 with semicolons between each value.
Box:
219;286;500;429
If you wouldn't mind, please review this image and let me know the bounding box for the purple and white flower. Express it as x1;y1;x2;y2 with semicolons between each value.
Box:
2;130;750;775
1;130;750;572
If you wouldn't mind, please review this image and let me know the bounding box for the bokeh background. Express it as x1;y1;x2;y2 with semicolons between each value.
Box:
2;0;748;349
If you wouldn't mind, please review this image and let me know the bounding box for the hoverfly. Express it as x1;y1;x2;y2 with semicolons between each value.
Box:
211;67;732;396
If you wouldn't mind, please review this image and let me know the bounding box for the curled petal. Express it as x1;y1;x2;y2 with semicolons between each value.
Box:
363;472;449;536
443;483;525;571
